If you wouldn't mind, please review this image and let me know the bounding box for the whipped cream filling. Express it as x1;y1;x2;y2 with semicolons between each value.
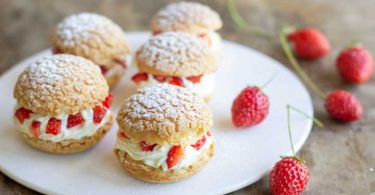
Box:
137;73;215;99
115;134;213;171
205;31;222;53
14;104;111;142
103;54;132;78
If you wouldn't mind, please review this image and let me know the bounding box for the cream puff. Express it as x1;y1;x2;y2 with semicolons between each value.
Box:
131;32;218;102
151;1;223;53
14;54;114;154
114;84;214;183
50;13;131;88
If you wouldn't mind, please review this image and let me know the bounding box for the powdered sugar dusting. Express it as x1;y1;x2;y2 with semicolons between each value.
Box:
151;1;222;33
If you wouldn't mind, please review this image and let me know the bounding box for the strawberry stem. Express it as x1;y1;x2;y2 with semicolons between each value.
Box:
279;27;327;99
227;0;274;38
286;105;296;156
346;40;361;48
287;104;324;128
260;71;278;89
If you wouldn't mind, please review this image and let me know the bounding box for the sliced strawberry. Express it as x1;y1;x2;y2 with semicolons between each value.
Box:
118;131;128;139
140;141;157;151
207;130;212;137
15;108;33;124
31;120;41;138
199;33;212;46
67;113;85;128
169;77;184;87
93;105;107;124
187;74;203;84
167;145;184;169
102;93;113;108
52;48;63;54
99;65;109;75
153;31;162;36
113;58;128;69
153;75;168;82
131;72;148;83
46;117;61;136
191;136;207;150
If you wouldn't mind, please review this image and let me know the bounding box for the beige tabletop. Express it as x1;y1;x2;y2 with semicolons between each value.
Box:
1;0;375;194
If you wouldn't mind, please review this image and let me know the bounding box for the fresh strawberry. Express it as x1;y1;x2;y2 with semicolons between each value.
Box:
99;65;109;75
102;93;113;108
199;33;212;46
52;48;62;54
46;117;61;135
187;74;203;83
231;86;269;128
336;46;374;83
191;136;206;150
31;120;41;138
67;113;85;128
153;31;162;36
131;72;148;83
153;75;168;82
166;145;184;169
118;131;128;139
140;141;157;151
93;105;107;124
169;77;184;87
113;58;128;69
325;90;362;122
270;157;310;195
207;130;212;137
288;28;331;59
15;108;33;124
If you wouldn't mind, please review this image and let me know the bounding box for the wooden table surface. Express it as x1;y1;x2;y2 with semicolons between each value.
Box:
1;0;374;194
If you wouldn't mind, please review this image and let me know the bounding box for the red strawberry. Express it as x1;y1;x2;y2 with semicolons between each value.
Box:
325;90;362;122
102;93;113;108
131;72;148;83
199;33;212;46
169;77;184;87
231;86;269;128
153;31;162;36
117;131;128;139
191;136;207;150
99;65;109;75
113;58;128;69
187;74;203;83
52;48;62;54
288;28;331;59
153;75;168;82
270;157;310;195
166;145;184;169
93;105;107;124
140;141;157;151
336;46;374;83
31;121;41;138
67;113;84;128
46;117;61;135
207;130;212;137
15;108;33;124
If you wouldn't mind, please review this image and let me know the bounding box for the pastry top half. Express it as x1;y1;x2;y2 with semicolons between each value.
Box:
14;54;109;116
136;32;218;77
151;1;222;34
50;12;130;66
117;84;212;146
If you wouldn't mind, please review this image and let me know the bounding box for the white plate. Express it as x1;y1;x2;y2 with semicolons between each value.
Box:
0;32;313;195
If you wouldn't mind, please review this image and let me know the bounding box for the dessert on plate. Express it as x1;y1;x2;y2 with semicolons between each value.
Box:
50;12;131;88
151;1;223;53
14;54;114;154
131;32;218;102
114;84;214;183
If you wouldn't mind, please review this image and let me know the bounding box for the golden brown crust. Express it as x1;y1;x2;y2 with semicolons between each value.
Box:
116;84;212;146
151;1;222;34
21;115;113;154
115;143;214;183
50;13;130;67
136;32;218;77
14;54;109;115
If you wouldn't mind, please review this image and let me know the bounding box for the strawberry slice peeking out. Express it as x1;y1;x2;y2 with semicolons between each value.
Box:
153;75;168;82
118;131;128;139
15;108;33;124
169;77;184;87
93;106;107;124
131;72;148;83
31;121;41;138
207;130;212;137
140;141;157;151
46;117;61;136
99;66;109;75
167;145;184;169
67;113;85;128
52;48;62;54
191;136;207;150
102;93;113;108
187;74;203;84
113;58;128;69
199;34;212;46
